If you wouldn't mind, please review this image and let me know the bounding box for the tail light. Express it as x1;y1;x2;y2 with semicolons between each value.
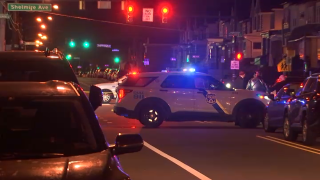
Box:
118;89;133;99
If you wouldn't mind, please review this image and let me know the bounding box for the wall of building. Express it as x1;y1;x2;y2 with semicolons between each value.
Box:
274;10;284;30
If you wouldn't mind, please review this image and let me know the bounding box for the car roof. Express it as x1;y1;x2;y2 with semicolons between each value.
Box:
0;51;64;61
0;80;80;97
137;71;209;77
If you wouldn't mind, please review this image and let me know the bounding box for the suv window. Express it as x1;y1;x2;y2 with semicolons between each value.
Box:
303;78;317;93
121;75;156;87
0;98;105;159
0;60;78;84
161;75;194;89
194;76;227;90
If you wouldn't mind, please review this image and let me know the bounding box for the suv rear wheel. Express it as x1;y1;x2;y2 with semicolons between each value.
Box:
139;105;165;128
283;115;298;141
302;116;317;146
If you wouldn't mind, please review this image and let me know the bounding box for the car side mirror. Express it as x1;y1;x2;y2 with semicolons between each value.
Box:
114;134;143;155
268;94;275;101
89;85;103;111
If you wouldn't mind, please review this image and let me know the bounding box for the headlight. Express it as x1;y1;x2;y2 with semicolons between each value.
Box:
226;83;231;88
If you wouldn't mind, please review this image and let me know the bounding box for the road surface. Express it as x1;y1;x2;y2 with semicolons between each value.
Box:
81;77;320;180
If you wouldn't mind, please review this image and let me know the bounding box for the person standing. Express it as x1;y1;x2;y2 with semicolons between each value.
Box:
246;70;269;93
233;71;249;89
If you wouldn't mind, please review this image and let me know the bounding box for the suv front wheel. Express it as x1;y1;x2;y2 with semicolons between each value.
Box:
139;105;165;128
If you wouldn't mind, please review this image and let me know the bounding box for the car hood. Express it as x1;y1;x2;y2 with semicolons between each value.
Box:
0;150;127;180
95;82;118;89
234;89;270;105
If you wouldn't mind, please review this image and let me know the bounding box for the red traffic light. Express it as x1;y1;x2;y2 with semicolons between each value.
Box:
236;53;242;60
162;7;168;14
128;5;134;12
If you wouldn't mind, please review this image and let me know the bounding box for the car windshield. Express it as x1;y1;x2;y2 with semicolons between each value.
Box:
0;60;78;83
0;98;101;159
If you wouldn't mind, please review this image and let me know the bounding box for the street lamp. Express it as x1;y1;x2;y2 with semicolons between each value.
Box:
38;33;42;37
36;44;39;47
39;42;43;45
35;40;40;43
40;24;46;29
36;17;41;22
47;16;52;21
41;36;47;40
53;5;59;10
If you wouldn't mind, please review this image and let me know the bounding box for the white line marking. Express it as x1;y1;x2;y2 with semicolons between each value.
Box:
143;141;211;180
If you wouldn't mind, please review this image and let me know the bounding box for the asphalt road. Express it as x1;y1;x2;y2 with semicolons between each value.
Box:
81;77;320;180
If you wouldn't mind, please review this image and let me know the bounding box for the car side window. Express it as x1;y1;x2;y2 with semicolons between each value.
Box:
276;87;285;98
161;75;194;89
194;76;226;90
303;78;317;93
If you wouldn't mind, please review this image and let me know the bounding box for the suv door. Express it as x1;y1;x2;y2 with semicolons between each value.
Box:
290;78;318;125
159;75;195;112
193;75;233;115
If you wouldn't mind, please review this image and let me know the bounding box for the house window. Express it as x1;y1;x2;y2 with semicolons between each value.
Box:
270;13;275;29
260;15;263;30
316;6;320;23
253;42;261;49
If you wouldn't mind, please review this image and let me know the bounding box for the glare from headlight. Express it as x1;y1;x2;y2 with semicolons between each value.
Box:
226;83;231;88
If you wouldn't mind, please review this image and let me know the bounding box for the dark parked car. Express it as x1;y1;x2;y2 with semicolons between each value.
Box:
283;74;320;145
264;82;303;132
0;80;143;179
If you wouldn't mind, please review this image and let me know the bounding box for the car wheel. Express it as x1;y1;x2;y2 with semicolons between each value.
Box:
102;91;112;104
302;116;317;146
283;115;298;141
237;106;261;128
139;105;164;128
263;113;277;132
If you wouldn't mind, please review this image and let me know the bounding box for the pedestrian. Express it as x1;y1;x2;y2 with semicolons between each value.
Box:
246;70;269;93
233;71;249;89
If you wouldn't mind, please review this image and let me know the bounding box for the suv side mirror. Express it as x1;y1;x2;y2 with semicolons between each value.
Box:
268;94;275;101
114;134;143;155
89;85;103;111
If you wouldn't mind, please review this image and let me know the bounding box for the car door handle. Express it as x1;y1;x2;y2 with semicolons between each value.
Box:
159;89;168;92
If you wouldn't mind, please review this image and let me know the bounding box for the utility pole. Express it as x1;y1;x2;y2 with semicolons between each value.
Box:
11;0;20;50
0;2;6;51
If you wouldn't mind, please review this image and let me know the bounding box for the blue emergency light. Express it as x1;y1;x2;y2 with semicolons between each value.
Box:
183;68;195;72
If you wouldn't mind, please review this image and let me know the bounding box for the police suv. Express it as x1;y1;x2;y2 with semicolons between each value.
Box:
113;69;270;128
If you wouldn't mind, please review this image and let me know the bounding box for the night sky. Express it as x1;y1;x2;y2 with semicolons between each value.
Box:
10;0;285;65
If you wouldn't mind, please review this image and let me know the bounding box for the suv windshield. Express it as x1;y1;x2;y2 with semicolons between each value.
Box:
0;60;78;84
0;98;102;159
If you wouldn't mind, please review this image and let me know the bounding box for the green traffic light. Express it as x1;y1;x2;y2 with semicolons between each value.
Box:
83;41;90;48
66;54;72;60
69;41;75;48
114;57;120;63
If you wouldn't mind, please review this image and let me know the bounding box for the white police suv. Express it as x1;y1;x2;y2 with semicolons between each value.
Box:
113;69;270;128
95;75;127;103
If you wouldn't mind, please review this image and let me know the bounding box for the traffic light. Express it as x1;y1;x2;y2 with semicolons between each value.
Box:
127;5;134;23
114;57;120;63
66;54;72;60
236;53;243;60
69;40;75;48
161;7;169;23
83;41;90;48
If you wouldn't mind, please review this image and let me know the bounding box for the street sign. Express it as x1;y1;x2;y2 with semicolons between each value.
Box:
142;8;154;22
230;60;239;70
192;55;200;58
24;42;36;45
0;14;10;19
277;59;291;72
97;44;111;48
8;3;52;11
112;49;119;52
74;57;80;60
170;58;176;61
143;58;149;65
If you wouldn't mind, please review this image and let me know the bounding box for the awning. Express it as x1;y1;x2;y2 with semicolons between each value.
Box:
277;59;291;72
288;24;320;41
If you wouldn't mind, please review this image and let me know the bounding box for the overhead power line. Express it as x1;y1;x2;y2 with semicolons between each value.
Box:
36;11;182;32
